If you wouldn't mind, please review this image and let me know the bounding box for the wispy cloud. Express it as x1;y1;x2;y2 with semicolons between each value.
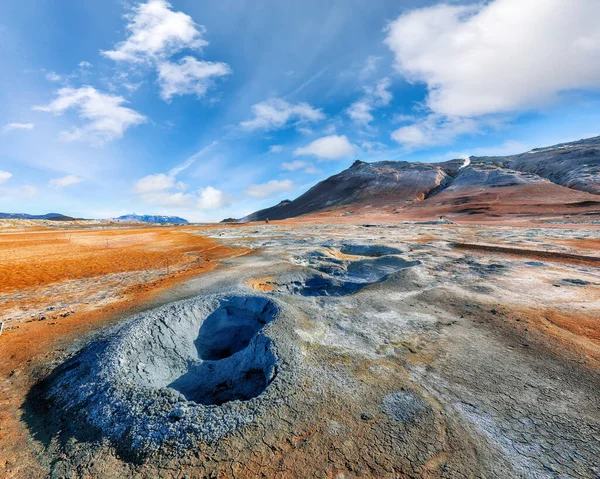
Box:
3;122;35;132
245;179;294;198
281;160;319;174
34;87;146;145
0;185;37;198
347;77;392;125
0;171;13;184
241;98;324;131
157;56;231;101
49;175;83;189
294;135;356;160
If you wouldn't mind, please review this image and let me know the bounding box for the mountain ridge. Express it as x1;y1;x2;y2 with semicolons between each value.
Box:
236;136;600;222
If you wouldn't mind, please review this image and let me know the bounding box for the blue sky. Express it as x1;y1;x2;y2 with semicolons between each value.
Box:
1;0;599;221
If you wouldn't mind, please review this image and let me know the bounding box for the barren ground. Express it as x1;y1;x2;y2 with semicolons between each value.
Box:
1;219;599;478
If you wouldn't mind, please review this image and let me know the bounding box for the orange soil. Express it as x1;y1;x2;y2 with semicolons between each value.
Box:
0;227;232;292
0;226;250;477
247;277;277;292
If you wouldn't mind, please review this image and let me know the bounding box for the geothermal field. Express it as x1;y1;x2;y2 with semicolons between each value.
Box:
1;217;599;478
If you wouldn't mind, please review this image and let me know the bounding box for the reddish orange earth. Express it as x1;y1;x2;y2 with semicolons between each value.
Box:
0;226;250;477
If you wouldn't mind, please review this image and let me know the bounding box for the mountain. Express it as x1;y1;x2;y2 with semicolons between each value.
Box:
114;214;189;224
236;136;600;222
0;212;77;221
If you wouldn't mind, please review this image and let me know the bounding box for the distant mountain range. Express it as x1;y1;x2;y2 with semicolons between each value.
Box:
0;213;189;224
113;214;189;224
0;212;77;221
236;136;600;222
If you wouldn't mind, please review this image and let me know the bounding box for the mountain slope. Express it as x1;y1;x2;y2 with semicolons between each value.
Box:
237;136;600;222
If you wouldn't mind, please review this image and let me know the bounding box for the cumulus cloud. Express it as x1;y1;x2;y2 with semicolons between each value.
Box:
241;98;325;131
102;0;206;63
135;150;229;210
134;173;177;194
347;77;392;125
49;175;83;189
269;145;283;154
34;87;146;145
157;56;231;100
102;0;229;101
245;179;295;198
385;0;600;146
3;123;35;132
197;186;231;209
347;101;374;124
281;160;319;174
391;116;479;147
293;135;356;160
0;171;13;183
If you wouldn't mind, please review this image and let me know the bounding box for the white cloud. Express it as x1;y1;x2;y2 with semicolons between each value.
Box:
134;144;230;210
140;191;192;207
440;141;530;161
281;160;307;171
197;186;231;209
34;87;146;145
79;61;92;69
245;179;295;198
360;55;381;78
102;0;229;101
281;160;319;174
359;141;387;153
3;122;35;132
157;56;231;100
134;173;176;194
241;98;325;131
385;0;600;146
391;115;478;147
293;135;356;160
0;171;13;184
45;72;62;82
347;77;392;125
269;145;283;154
347;101;374;124
102;0;206;63
0;185;37;198
49;175;83;189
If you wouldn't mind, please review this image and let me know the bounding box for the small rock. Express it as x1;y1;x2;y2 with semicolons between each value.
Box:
360;412;374;421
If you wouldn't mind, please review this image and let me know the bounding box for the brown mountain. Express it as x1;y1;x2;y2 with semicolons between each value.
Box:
237;136;600;222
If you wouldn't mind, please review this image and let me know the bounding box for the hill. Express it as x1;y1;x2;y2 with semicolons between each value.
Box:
237;136;600;222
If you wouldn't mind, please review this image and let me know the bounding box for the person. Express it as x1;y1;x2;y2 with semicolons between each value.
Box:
265;217;269;224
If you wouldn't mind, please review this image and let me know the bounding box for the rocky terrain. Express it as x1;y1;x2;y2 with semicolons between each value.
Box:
8;220;598;478
240;136;600;223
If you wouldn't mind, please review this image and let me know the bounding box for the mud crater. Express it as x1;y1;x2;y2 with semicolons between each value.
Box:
127;296;278;406
33;295;285;455
283;246;420;296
